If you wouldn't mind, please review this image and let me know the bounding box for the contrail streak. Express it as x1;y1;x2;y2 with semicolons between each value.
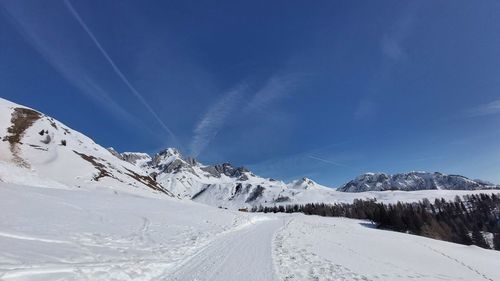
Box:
308;155;350;168
64;0;177;144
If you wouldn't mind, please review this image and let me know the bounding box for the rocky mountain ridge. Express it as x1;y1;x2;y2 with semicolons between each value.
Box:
108;147;332;207
339;171;499;192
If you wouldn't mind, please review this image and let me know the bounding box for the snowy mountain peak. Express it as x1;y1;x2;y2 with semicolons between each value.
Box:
150;147;193;166
159;147;182;158
289;177;318;189
121;152;152;167
107;147;122;158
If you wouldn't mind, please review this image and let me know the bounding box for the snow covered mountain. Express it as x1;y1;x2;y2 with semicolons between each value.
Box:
339;172;499;192
105;147;500;207
1;97;498;208
110;147;336;208
0;98;171;197
110;145;500;207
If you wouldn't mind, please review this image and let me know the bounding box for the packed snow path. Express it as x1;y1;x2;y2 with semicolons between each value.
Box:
166;217;282;281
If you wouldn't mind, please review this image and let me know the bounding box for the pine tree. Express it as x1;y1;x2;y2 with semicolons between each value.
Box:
471;229;489;249
493;233;500;251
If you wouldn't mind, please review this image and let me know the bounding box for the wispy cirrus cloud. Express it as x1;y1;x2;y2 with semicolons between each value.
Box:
380;4;418;61
243;75;298;113
381;36;406;61
356;4;420;121
190;84;247;157
466;99;500;117
190;74;300;157
354;99;378;120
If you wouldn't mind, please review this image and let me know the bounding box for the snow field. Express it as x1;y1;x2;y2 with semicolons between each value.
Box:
0;183;253;281
1;182;500;281
273;214;500;281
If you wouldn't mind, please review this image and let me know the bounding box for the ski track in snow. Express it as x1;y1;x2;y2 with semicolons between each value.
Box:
417;243;494;281
165;217;281;281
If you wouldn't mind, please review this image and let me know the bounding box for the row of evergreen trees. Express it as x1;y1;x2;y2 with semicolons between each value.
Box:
252;193;500;250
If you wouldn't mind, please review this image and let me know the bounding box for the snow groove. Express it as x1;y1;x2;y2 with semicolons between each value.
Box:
0;232;70;244
418;243;494;281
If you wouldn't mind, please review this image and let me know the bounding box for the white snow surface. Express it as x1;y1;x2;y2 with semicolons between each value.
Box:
0;182;259;280
274;214;500;281
1;182;499;281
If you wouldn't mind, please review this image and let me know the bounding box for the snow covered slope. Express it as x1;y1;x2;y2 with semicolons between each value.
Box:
0;98;171;197
0;182;259;280
1;182;499;281
274;214;500;281
339;172;499;192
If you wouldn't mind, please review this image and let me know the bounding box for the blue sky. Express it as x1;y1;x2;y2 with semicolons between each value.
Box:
1;1;500;186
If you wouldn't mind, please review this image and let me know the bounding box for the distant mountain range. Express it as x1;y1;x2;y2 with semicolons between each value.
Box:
338;172;499;192
1;97;498;208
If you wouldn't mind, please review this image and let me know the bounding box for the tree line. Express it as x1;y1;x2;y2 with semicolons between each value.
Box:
252;193;500;250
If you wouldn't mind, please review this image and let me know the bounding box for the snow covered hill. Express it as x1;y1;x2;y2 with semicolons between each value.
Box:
339;172;499;192
0;98;171;197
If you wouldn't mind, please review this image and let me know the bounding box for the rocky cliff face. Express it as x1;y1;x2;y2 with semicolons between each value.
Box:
338;172;499;192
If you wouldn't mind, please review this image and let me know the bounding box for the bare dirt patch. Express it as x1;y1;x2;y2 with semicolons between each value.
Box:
73;151;113;181
2;107;42;167
73;151;172;196
124;168;173;196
